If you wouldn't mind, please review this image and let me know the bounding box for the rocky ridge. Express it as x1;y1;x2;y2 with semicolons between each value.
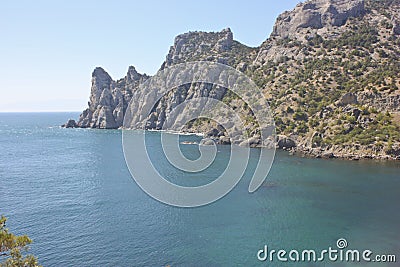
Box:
74;66;149;129
65;0;400;160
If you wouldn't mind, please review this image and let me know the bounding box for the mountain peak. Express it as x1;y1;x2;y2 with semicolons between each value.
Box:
272;0;365;39
92;67;111;79
126;65;141;82
164;28;234;67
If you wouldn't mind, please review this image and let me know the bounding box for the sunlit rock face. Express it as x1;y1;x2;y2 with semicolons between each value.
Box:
271;0;365;39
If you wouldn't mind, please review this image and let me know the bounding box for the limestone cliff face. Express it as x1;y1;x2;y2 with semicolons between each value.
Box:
76;28;252;131
77;66;149;129
256;0;366;64
271;0;365;40
130;28;240;132
162;28;234;67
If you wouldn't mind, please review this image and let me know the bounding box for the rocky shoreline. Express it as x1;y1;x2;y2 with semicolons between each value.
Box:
291;146;400;161
208;134;400;161
62;119;400;161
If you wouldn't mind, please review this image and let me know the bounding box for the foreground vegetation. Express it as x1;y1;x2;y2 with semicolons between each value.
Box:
0;216;40;267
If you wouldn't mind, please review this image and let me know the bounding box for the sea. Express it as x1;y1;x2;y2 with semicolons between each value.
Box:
0;112;399;266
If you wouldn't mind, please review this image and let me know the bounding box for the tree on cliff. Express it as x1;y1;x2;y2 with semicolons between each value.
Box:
0;216;41;267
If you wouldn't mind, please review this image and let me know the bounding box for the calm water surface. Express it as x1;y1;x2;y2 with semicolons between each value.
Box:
0;113;399;266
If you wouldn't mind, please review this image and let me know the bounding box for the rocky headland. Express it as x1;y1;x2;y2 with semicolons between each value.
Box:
64;0;400;160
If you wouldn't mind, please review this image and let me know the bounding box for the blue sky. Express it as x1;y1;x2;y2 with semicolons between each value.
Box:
0;0;300;112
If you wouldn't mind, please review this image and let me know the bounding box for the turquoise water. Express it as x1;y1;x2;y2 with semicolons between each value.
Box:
0;113;399;266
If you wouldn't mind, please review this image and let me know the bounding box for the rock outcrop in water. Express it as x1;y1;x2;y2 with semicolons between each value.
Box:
66;0;400;160
61;119;77;128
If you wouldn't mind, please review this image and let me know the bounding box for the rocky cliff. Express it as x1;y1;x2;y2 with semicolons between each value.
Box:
74;66;149;129
65;0;400;160
271;0;366;40
70;28;257;133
